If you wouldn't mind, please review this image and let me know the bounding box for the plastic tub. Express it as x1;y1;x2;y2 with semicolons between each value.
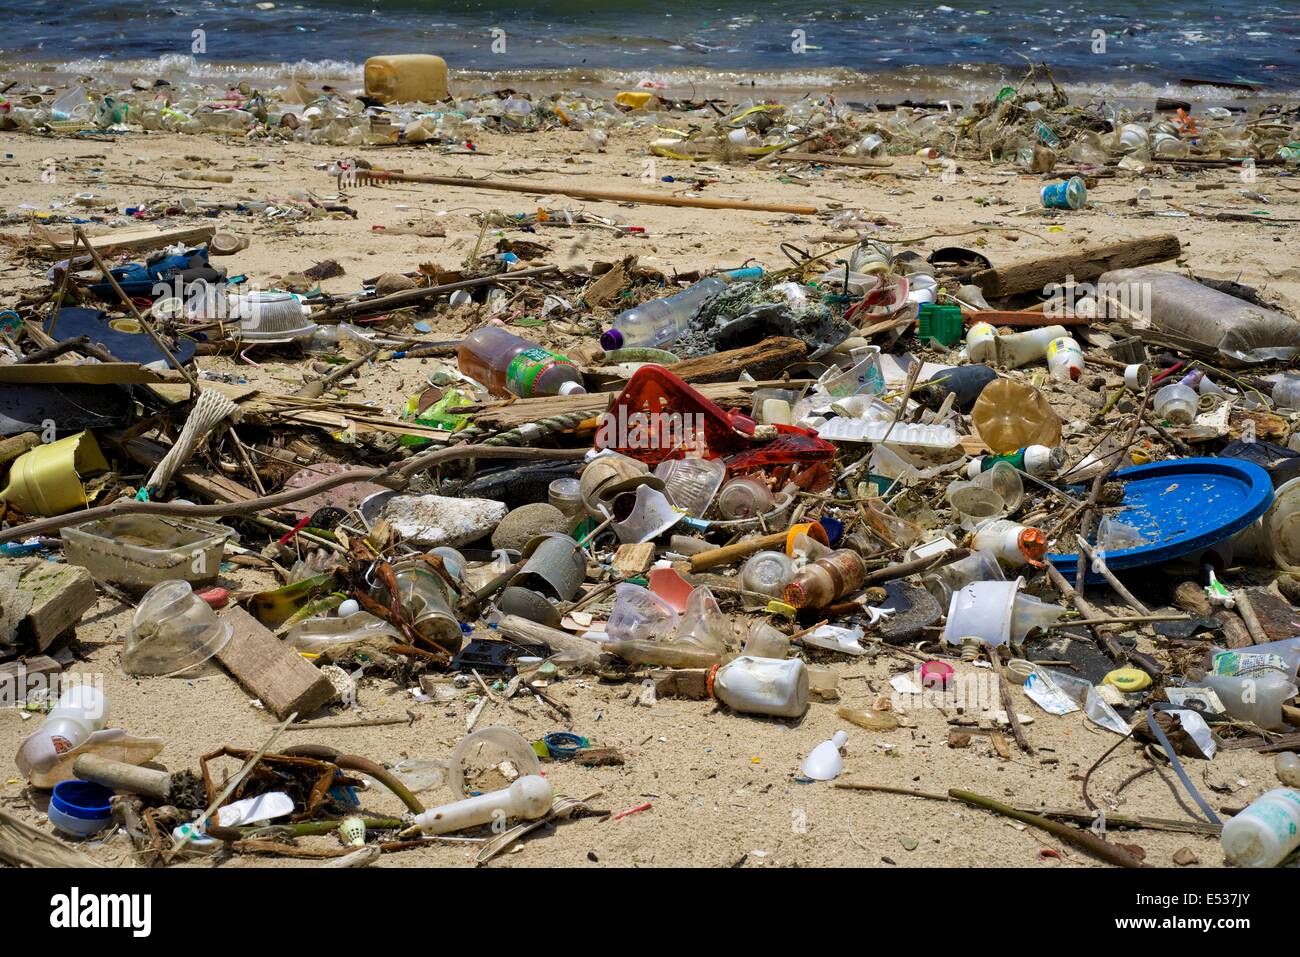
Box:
448;725;542;799
653;456;725;518
49;780;114;837
62;515;233;589
942;577;1023;648
123;580;234;676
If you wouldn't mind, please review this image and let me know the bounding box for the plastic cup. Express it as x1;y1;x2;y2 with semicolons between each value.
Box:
1154;383;1198;425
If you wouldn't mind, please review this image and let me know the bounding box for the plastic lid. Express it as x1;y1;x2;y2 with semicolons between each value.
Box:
51;780;114;821
599;328;624;351
123;580;233;677
558;380;588;396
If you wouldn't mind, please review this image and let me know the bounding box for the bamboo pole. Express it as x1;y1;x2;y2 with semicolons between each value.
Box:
356;168;819;215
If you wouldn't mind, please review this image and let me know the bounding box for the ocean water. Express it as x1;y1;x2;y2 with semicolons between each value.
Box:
2;0;1297;97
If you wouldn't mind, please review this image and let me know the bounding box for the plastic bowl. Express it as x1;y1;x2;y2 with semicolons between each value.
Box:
50;780;114;837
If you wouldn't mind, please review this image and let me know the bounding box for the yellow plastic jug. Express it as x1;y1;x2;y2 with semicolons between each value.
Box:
364;54;449;104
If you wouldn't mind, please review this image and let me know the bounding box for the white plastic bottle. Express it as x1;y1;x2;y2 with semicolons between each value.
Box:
16;683;109;777
1046;336;1085;382
411;775;553;835
1220;788;1300;868
710;656;809;718
991;325;1069;368
971;519;1048;567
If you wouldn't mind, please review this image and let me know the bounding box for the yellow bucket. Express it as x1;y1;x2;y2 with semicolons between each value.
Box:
1;431;109;516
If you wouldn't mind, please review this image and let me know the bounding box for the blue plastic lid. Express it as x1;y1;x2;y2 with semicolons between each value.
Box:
1047;457;1274;584
52;780;114;821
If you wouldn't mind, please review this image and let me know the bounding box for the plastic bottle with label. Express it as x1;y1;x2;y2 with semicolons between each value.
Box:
965;445;1065;479
971;519;1048;567
783;549;868;609
458;326;586;398
1220;788;1300;868
600;267;763;350
709;656;809;718
990;325;1070;369
1046;336;1085;382
16;684;108;777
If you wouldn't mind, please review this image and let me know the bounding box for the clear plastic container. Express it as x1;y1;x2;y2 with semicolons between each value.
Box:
123;581;233;677
547;477;585;522
61;515;233;589
653;456;726;518
672;586;731;651
1271;376;1300;411
742;621;791;658
458;326;586;398
1154;383;1198;425
448;726;541;798
606;583;679;642
923;548;1005;607
716;476;775;520
1277;753;1300;788
1203;670;1297;730
286;612;402;657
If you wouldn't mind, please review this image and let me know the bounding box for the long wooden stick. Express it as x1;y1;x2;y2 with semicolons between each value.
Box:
949;789;1148;868
356;168;818;215
0;443;588;543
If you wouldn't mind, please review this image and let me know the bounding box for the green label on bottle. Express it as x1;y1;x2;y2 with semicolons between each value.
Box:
506;346;576;398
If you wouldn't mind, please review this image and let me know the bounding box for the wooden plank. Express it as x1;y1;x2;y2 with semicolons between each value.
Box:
0;563;97;651
215;605;335;720
33;224;217;257
971;234;1182;298
0;363;165;385
0;655;62;705
612;543;656;578
665;337;807;385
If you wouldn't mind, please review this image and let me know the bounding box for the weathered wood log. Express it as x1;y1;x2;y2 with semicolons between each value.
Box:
972;234;1182;298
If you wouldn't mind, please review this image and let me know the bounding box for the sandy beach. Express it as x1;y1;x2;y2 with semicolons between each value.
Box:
1;53;1299;876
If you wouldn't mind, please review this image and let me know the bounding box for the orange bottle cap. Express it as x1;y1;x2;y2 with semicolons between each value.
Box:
1018;527;1048;566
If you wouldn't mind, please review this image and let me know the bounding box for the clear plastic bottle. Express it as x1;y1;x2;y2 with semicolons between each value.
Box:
1276;752;1300;788
710;656;809;718
458;326;586;398
599;268;763;350
783;549;868;609
1220;788;1300;868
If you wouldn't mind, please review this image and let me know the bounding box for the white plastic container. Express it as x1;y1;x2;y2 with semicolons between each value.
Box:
966;322;998;364
1046;336;1084;382
991;325;1069;369
411;775;553;835
711;656;809;718
1220;788;1300;868
943;578;1021;648
1154;383;1198;425
1276;752;1300;788
1265;477;1300;573
16;683;108;777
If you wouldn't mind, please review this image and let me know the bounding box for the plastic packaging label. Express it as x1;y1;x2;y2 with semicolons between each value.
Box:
506;347;577;398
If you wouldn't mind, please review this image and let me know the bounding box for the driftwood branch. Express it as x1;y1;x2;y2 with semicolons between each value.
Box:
0;443;588;543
